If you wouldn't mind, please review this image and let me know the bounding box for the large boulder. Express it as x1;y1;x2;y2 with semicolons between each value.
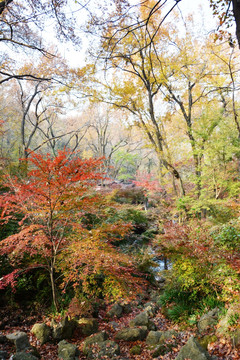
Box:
77;318;98;336
6;332;31;352
175;337;213;360
82;331;109;355
52;317;77;341
198;309;219;333
58;340;79;360
115;327;148;341
31;323;51;345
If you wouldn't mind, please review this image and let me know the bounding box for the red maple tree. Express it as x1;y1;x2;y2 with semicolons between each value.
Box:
0;150;145;309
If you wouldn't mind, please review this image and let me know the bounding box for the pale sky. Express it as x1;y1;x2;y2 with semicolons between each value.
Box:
62;0;222;68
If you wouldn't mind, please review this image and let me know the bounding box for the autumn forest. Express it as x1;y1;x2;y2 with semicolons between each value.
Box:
1;1;240;359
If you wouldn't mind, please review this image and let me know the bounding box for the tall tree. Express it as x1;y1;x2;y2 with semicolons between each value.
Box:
80;3;185;195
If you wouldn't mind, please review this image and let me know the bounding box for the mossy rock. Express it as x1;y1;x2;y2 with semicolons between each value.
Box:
146;330;177;345
129;311;149;327
31;323;51;345
13;353;38;360
82;331;109;355
152;343;174;358
115;327;148;341
175;337;213;360
58;340;79;360
232;327;240;347
107;303;123;318
198;335;218;350
77;318;98;336
130;345;142;355
216;304;240;336
52;317;77;341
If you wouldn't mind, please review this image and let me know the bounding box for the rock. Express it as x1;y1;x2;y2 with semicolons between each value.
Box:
107;303;123;318
143;302;159;317
115;327;148;341
58;340;79;360
82;331;109;355
198;335;218;350
0;350;8;360
146;331;162;345
12;352;39;360
152;343;175;358
149;290;159;302
198;309;219;333
146;330;177;345
129;311;149;327
0;335;7;344
96;340;120;359
130;345;142;355
232;327;240;347
77;318;98;336
31;323;51;345
159;329;177;342
148;321;157;331
121;302;132;314
27;347;41;359
216;303;240;336
6;332;31;352
52;317;77;341
175;337;213;360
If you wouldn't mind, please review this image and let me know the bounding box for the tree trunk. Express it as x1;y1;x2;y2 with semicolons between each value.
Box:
50;265;58;311
232;0;240;48
0;0;13;15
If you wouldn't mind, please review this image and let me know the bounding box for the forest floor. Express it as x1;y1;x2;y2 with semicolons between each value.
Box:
0;299;240;360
